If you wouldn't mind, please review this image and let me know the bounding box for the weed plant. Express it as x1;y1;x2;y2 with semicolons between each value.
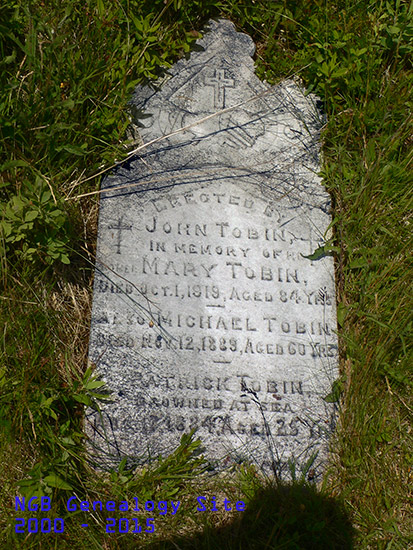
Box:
1;0;412;549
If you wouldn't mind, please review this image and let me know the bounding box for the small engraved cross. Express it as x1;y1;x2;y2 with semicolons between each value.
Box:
205;69;235;109
108;216;132;254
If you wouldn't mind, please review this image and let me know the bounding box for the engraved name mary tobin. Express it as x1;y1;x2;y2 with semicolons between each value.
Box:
87;179;339;477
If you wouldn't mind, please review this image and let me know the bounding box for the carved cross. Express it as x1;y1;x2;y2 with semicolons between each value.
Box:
205;69;235;109
108;216;132;254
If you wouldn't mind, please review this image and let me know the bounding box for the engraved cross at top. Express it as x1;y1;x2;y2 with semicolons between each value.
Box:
108;216;132;254
205;69;235;109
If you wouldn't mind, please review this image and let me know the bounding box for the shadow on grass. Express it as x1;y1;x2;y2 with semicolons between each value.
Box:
149;482;354;550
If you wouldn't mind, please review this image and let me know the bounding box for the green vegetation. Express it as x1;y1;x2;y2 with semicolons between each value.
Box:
1;0;411;548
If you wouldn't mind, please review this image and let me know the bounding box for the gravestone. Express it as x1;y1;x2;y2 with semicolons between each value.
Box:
87;19;339;479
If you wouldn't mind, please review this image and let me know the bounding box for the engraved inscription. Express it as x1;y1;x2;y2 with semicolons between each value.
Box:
90;181;337;473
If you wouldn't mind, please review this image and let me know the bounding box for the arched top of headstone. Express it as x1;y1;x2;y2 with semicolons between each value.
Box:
191;18;256;64
132;19;257;111
115;19;326;213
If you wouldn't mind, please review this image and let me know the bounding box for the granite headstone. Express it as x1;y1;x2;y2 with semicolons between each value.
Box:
87;19;339;478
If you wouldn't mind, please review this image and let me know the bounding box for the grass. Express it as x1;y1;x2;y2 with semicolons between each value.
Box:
1;0;412;548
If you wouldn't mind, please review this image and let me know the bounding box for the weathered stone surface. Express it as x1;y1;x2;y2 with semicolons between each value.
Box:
87;19;339;478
